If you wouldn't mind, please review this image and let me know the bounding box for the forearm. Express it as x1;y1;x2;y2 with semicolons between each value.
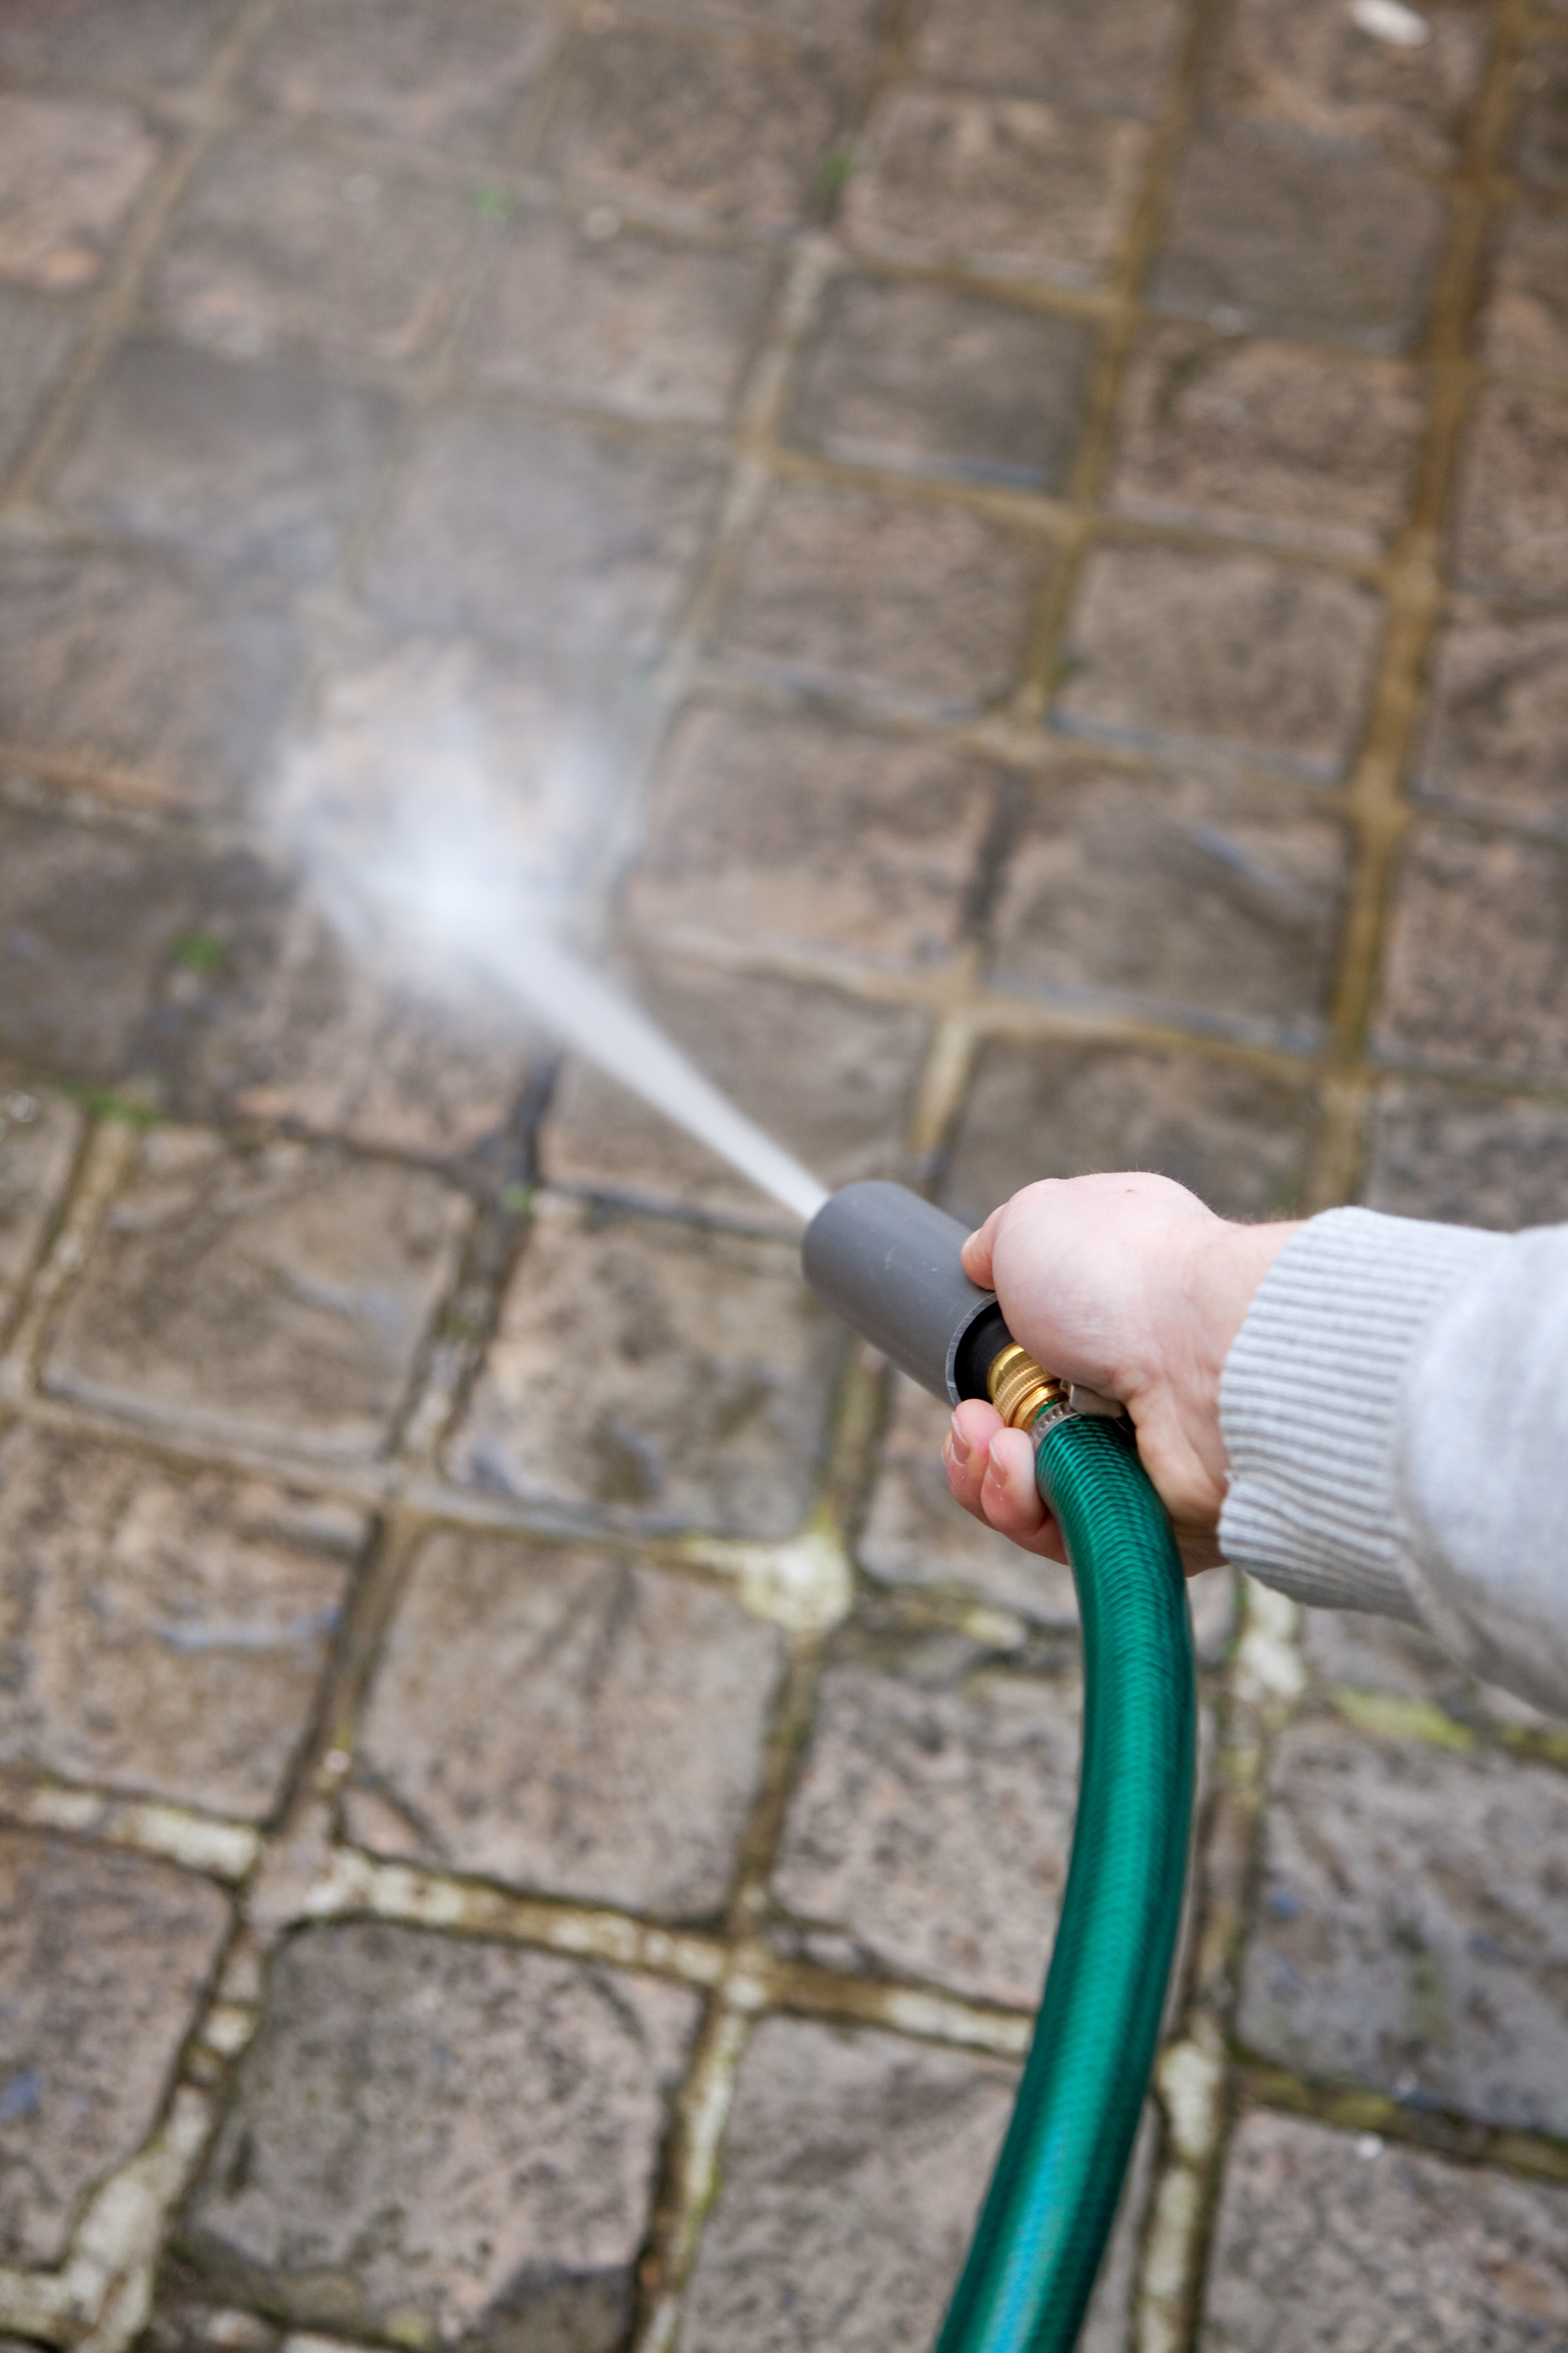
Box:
1219;1207;1568;1714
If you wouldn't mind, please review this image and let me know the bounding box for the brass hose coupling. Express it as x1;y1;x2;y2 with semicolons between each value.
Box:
987;1342;1067;1433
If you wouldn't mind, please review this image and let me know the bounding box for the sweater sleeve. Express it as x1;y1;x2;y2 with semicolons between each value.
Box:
1217;1206;1568;1716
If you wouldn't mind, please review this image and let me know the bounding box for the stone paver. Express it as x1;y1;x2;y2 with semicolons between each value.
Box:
1375;820;1568;1082
449;1193;841;1538
0;1829;230;2264
773;1641;1081;2005
988;763;1348;1044
0;1087;82;1341
790;275;1095;490
348;1531;782;1916
945;1040;1316;1227
544;954;930;1223
1239;1716;1568;2134
246;0;562;154
1153;120;1445;351
628;701;998;969
1365;1081;1568;1229
716;473;1053;719
185;1927;698;2349
844;90;1146;289
1110;327;1423;558
365;404;723;658
52;338;395;583
45;1128;470;1458
0;1425;361;1819
1201;2111;1568;2352
1055;543;1384;781
4;4;1566;2348
0;544;298;813
680;2017;1015;2353
1417;597;1568;834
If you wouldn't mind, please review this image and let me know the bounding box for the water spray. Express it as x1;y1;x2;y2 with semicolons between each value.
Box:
273;714;1194;2352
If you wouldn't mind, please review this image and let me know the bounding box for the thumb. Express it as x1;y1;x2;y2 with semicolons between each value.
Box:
961;1209;999;1290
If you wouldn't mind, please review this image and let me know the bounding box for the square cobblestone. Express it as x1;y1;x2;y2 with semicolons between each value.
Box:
944;1039;1315;1226
915;0;1188;118
1200;2112;1568;2352
1453;384;1568;605
714;474;1051;719
449;1193;839;1539
627;703;997;970
1511;44;1568;193
1417;598;1568;834
773;1638;1080;2004
0;1086;81;1340
790;275;1095;490
1206;0;1488;174
0;804;205;1079
858;1374;1079;1625
154;132;472;367
989;764;1348;1045
366;405;722;658
45;1127;470;1459
543;23;849;233
1375;820;1568;1083
1483;202;1568;379
348;1533;782;1916
0;92;160;293
1238;1716;1568;2133
681;2017;1015;2353
1109;325;1423;558
544;953;931;1224
185;1927;698;2350
1055;545;1384;782
0;285;77;479
0;543;299;813
1300;1606;1556;1737
0;1829;230;2265
248;0;562;154
0;0;238;84
1152;121;1444;351
0;1426;361;1820
844;89;1145;289
1364;1080;1568;1230
52;338;395;583
462;210;777;425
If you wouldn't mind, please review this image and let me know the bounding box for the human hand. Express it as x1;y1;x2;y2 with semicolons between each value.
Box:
940;1173;1301;1573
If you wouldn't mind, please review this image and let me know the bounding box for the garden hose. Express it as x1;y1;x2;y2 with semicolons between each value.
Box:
802;1184;1198;2353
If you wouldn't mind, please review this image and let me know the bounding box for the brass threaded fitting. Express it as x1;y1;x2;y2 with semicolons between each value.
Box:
987;1342;1067;1432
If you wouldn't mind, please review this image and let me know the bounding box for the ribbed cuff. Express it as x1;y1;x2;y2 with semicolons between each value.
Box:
1219;1207;1508;1621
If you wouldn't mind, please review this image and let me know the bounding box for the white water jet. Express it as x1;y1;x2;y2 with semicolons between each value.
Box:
266;665;829;1225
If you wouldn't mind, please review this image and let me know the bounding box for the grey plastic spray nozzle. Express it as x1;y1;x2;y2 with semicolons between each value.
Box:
802;1179;1013;1406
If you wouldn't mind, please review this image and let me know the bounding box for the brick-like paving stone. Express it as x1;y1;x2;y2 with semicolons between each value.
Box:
450;1192;839;1537
1200;2111;1568;2351
185;1927;699;2348
0;1425;361;1818
773;1637;1081;2005
0;1828;230;2264
4;0;1566;2344
45;1128;469;1458
1240;1716;1568;2135
347;1531;782;1915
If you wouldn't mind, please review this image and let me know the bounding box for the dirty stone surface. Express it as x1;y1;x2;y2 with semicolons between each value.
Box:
3;4;1567;2351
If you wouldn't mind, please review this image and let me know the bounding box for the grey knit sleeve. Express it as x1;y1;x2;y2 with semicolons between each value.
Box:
1216;1206;1568;1716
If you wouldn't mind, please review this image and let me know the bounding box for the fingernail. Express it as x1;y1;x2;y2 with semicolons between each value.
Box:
948;1420;970;1467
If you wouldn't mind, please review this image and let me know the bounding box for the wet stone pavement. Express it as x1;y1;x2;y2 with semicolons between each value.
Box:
2;0;1568;2348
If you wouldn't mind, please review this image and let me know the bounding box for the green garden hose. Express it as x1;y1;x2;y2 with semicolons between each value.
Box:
935;1387;1196;2353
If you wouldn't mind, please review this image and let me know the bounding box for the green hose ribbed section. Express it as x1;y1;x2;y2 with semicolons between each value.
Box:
934;1410;1196;2353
